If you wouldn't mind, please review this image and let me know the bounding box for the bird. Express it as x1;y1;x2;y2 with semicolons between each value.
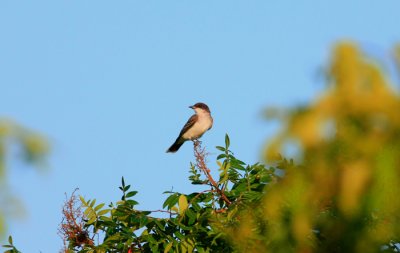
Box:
166;102;213;153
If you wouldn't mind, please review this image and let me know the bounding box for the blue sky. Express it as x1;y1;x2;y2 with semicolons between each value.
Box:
0;1;399;251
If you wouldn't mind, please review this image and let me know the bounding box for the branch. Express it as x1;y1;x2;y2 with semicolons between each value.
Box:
193;140;231;206
148;209;178;215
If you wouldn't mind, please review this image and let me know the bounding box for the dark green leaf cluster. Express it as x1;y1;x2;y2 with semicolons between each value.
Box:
64;135;278;253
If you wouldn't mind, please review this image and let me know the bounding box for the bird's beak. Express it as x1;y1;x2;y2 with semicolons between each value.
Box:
189;105;194;109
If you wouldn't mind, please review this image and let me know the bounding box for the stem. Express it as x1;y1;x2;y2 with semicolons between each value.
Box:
148;209;178;215
193;140;231;206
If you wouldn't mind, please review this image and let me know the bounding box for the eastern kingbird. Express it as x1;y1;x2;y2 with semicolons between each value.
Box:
166;102;213;153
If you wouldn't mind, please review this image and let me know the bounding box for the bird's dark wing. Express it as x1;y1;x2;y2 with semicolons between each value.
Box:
179;114;198;137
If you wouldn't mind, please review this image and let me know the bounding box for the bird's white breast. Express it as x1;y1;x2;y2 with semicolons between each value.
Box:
182;113;213;140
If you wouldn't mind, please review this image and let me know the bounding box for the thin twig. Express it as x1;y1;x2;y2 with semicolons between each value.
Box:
148;209;178;215
193;140;231;206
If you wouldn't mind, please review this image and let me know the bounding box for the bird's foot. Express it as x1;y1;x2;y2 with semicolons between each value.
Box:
192;139;201;147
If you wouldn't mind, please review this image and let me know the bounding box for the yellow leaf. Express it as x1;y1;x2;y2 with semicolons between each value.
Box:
164;242;173;253
171;206;179;213
178;195;188;215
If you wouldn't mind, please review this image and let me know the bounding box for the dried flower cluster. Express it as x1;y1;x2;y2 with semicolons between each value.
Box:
58;189;93;252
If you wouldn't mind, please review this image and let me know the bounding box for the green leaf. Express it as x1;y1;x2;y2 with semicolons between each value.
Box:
84;207;92;217
139;216;150;227
79;195;87;205
141;229;149;236
216;146;225;151
116;200;125;205
192;202;201;211
105;233;122;243
126;199;139;206
163;193;179;209
185;209;196;225
98;209;110;216
148;236;158;246
121;177;125;188
225;134;230;148
227;206;238;221
175;231;185;240
154;220;166;231
8;236;12;245
87;216;97;225
94;203;105;211
183;239;194;253
126;191;138;198
216;154;226;160
99;215;112;221
162;190;176;194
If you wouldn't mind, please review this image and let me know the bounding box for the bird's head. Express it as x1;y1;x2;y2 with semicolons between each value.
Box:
189;102;211;114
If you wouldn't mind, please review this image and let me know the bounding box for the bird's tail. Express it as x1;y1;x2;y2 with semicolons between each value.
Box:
166;138;185;153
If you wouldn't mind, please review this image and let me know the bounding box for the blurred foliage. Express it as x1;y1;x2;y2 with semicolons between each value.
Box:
238;42;400;252
0;120;49;237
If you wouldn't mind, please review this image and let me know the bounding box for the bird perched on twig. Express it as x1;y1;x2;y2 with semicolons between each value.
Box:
166;102;213;153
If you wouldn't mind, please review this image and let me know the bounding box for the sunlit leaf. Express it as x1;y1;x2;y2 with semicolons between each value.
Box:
178;195;188;215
